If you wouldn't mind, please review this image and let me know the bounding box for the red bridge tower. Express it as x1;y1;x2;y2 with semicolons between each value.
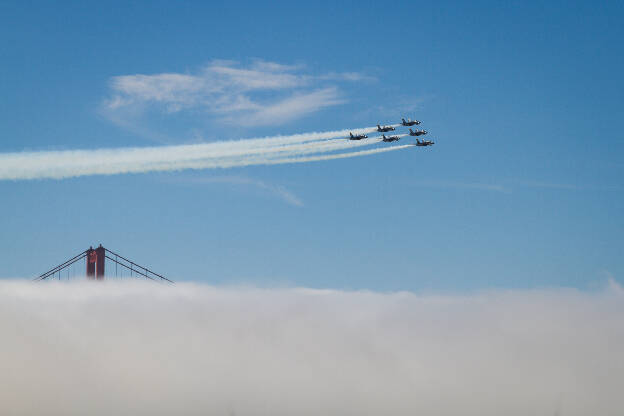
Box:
35;244;173;283
86;245;105;279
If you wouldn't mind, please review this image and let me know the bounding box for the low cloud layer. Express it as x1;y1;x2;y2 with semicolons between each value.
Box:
1;280;622;415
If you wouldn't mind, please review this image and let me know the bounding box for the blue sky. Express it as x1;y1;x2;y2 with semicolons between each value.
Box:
1;1;622;290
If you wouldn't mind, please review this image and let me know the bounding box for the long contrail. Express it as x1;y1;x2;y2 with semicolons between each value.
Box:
97;143;414;172
0;128;410;180
209;126;377;149
212;144;415;169
0;137;385;179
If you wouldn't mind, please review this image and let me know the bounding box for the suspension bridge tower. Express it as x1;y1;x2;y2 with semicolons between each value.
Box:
35;244;173;283
86;245;106;279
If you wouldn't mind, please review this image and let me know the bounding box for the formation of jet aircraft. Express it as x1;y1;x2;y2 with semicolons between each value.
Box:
346;116;435;148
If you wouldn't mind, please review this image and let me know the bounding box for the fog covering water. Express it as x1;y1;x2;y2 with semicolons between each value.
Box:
1;279;623;415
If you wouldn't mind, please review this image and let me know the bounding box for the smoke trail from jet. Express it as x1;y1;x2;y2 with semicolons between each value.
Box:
136;142;412;173
198;134;408;164
223;126;377;148
0;137;379;179
211;142;414;169
0;128;410;180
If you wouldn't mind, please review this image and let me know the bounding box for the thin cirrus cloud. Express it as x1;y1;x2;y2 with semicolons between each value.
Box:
412;180;510;193
229;87;345;125
169;175;305;207
104;59;372;127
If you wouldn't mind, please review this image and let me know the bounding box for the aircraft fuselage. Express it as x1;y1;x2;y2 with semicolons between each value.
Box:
402;120;421;126
382;135;400;142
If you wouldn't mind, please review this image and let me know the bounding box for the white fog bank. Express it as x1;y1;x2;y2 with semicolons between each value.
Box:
1;279;623;415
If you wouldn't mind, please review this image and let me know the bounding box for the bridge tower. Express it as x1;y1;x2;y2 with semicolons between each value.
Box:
86;245;105;279
35;244;173;283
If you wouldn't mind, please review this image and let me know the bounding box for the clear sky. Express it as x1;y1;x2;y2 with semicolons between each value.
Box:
1;0;622;290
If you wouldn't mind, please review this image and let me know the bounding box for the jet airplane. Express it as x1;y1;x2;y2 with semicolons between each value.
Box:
401;118;421;126
409;128;428;136
377;124;395;132
381;134;401;142
415;138;434;146
349;132;368;140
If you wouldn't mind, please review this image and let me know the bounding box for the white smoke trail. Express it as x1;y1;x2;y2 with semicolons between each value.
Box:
126;142;412;173
267;142;413;165
198;143;414;170
0;137;380;179
184;135;408;166
0;128;410;180
226;126;377;148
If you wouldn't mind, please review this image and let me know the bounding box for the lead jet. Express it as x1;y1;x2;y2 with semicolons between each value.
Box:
401;118;421;126
409;128;428;136
381;134;401;142
349;132;368;140
377;124;396;132
415;138;434;146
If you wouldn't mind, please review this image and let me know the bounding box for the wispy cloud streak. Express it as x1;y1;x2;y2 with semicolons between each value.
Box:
413;180;510;193
174;175;305;207
104;60;373;126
